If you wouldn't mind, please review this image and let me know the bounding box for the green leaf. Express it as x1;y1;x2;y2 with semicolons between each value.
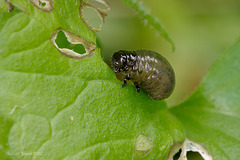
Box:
120;0;175;51
171;38;240;159
0;1;184;160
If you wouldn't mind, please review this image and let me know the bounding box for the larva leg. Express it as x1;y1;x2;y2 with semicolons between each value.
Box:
122;79;127;88
122;74;131;88
134;82;140;93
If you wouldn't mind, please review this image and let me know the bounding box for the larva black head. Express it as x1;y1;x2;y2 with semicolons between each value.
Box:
112;50;136;73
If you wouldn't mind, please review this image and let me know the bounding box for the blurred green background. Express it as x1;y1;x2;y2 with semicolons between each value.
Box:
98;0;240;106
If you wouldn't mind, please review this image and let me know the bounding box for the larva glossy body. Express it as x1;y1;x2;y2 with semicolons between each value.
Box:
112;49;175;100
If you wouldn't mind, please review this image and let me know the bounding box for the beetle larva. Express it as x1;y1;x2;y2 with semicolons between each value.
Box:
112;49;175;100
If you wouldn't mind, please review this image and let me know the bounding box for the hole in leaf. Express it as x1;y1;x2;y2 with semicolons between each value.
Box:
167;138;212;160
173;149;181;160
82;7;103;30
87;0;109;10
51;29;97;59
55;30;86;55
30;0;53;12
187;151;204;160
80;0;110;32
39;0;46;7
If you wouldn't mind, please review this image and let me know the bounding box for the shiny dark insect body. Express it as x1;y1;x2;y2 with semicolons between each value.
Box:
112;49;175;100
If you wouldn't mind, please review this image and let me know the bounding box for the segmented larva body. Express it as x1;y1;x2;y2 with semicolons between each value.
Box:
112;49;175;100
